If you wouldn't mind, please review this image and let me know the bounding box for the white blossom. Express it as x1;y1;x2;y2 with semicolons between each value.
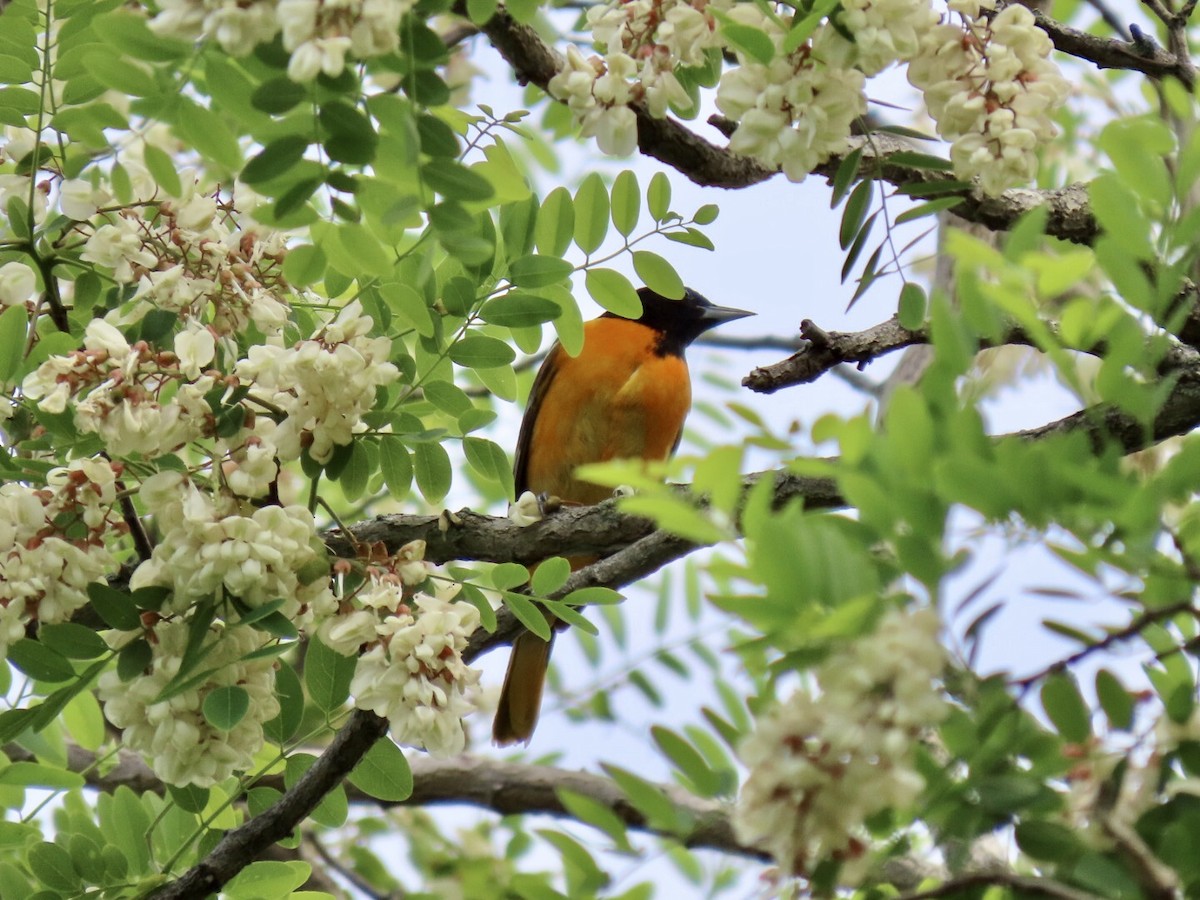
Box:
734;607;947;881
907;2;1070;195
509;491;545;527
350;588;481;756
716;20;866;182
0;261;36;307
0;459;124;654
235;300;398;463
97;619;281;787
131;478;335;626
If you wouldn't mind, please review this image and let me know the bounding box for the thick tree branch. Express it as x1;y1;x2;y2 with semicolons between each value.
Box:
324;468;844;565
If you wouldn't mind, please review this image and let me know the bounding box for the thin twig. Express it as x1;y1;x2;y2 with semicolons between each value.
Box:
1012;600;1197;691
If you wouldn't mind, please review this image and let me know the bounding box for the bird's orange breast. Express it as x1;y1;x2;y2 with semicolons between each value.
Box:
522;317;691;506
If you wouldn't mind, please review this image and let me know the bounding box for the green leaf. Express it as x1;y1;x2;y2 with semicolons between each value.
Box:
536;186;575;257
250;77;307;114
693;203;718;225
203;685;250;730
479;292;561;327
118;638;152;681
380;282;434;337
242;136;310;185
839;179;873;250
556;788;633;851
304;638;357;712
38;623;108;660
412;441;452;503
897;282;927;329
586;268;642;317
80;52;157;97
502;592;552;640
721;23;774;64
0;762;83;790
611;170;640;236
379;439;413;499
7;638;74;683
173;103;242;172
647;172;671;222
574;173;609;255
264;660;304;744
888;151;953;171
142;143;183;197
27;842;80;892
1015;820;1085;863
0;303;27;382
831;147;863;207
632;251;684;299
1040;671;1092;743
224;861;311;900
509;253;573;288
467;0;499;23
282;244;326;287
651;725;725;796
463;436;514;498
93;11;191;61
601;763;693;834
564;586;622;606
449;334;516;368
531;557;572;595
337;222;393;277
1095;668;1134;731
321;101;379;165
348;737;414;801
422;158;494;201
894;196;964;224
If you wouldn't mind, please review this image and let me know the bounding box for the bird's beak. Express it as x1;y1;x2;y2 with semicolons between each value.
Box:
699;304;754;326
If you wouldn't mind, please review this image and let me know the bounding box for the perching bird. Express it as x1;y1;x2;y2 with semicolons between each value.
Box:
493;286;752;745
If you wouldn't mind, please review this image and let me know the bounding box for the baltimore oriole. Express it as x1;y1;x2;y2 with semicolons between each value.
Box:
493;286;752;745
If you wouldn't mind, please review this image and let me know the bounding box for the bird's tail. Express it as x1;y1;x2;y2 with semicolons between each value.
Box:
493;625;556;745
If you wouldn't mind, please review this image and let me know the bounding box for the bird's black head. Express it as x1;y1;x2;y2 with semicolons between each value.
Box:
611;287;752;357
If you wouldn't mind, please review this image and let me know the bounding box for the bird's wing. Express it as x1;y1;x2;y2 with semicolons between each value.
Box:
513;342;565;495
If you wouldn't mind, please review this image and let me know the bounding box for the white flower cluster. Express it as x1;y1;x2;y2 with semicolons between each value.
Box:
551;0;729;154
21;319;214;459
97;618;281;787
130;471;335;626
715;16;867;182
0;459;125;656
838;0;940;75
734;607;948;881
322;541;482;756
150;0;414;82
82;197;291;337
907;0;1070;196
235;300;399;464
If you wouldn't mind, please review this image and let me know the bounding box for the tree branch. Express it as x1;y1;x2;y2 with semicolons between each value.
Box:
323;468;845;565
743;313;1200;394
1011;0;1195;88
